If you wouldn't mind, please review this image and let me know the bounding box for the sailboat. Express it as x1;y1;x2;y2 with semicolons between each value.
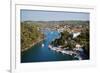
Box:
42;44;44;47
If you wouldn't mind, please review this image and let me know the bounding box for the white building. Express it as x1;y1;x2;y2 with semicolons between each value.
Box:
73;32;81;38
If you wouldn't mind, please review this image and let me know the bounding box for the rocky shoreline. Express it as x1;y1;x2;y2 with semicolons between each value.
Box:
48;45;83;60
21;38;44;52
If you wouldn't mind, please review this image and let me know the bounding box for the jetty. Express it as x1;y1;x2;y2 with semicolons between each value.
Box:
48;45;82;60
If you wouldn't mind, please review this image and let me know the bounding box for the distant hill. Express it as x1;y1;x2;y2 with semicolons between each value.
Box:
22;20;89;29
23;20;89;25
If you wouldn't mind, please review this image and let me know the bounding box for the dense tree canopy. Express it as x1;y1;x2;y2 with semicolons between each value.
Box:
51;27;89;53
21;22;44;51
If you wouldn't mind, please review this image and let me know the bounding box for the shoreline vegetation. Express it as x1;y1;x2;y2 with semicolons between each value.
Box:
21;21;45;52
49;23;89;59
21;20;89;59
21;38;44;52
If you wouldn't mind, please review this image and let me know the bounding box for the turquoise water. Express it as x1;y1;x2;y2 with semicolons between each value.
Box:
21;30;77;63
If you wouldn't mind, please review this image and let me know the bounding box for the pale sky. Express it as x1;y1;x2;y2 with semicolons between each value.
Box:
21;10;89;21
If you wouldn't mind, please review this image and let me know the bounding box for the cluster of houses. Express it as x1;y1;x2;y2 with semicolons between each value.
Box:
50;24;84;56
56;24;82;38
